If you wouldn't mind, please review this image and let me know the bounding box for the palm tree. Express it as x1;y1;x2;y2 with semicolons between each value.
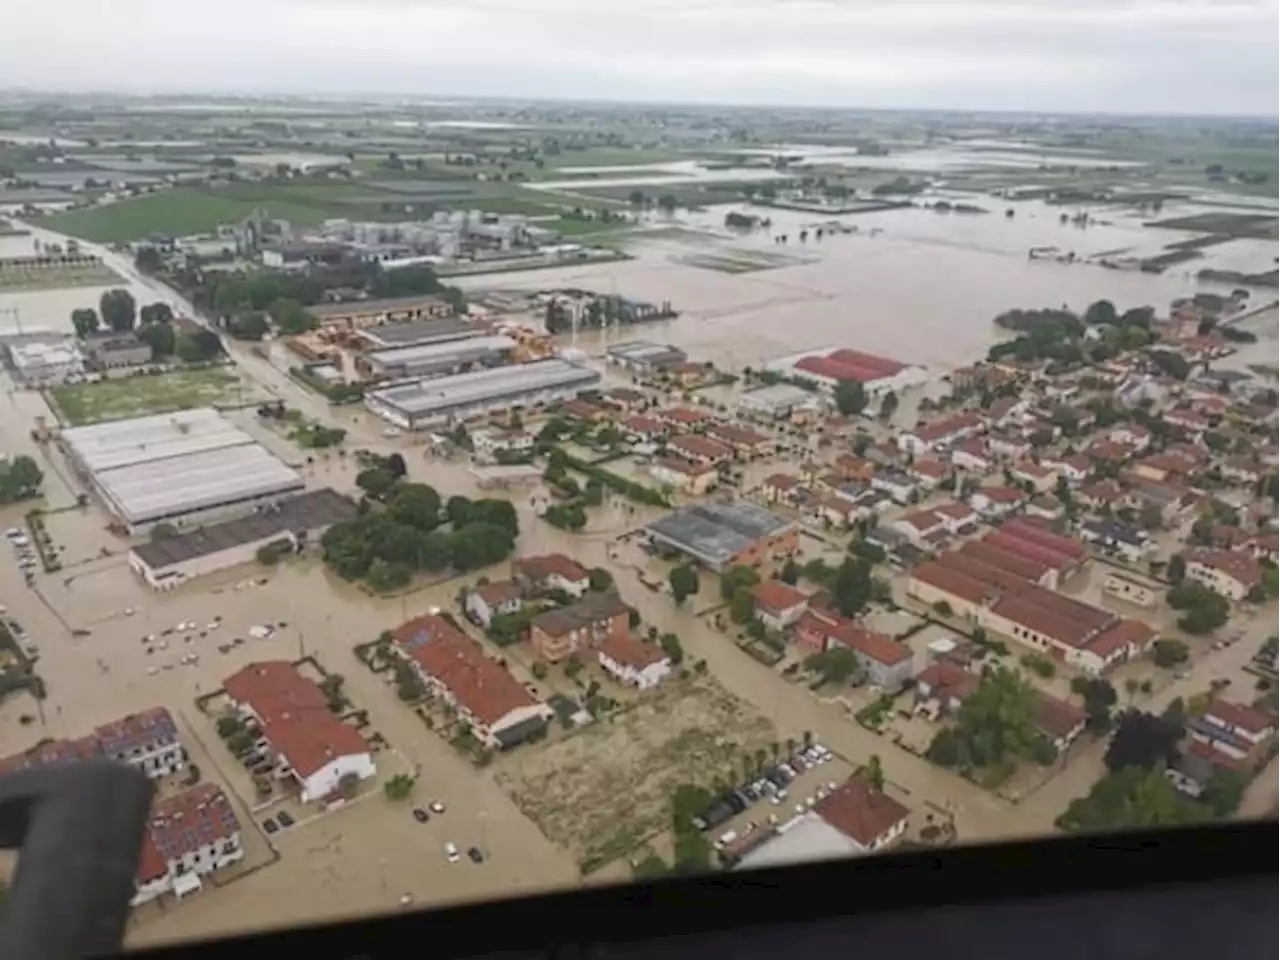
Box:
802;730;814;749
785;736;797;757
770;741;780;760
755;747;769;774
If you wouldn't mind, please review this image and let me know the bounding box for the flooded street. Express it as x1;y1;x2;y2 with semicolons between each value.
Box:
0;182;1275;947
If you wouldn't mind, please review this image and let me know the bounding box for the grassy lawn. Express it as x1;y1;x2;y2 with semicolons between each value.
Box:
50;367;262;426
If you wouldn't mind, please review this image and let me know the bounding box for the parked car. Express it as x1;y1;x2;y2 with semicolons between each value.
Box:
444;842;461;863
277;811;295;828
429;801;446;814
467;847;485;864
413;808;429;824
262;818;278;834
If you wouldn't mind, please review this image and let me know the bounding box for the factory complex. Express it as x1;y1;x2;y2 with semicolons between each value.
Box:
364;358;601;430
59;408;304;533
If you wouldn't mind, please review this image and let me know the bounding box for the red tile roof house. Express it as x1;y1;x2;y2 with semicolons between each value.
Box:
753;580;810;632
513;553;590;598
463;579;524;628
800;493;862;530
1189;700;1277;763
529;592;631;663
223;661;376;804
650;455;719;496
932;500;979;533
913;660;981;715
950;438;994;473
1011;460;1058;494
560;398;612;423
132;783;244;906
1184;549;1263;601
1041;453;1091;485
706;423;776;459
0;706;186;782
913;660;1086;751
597;633;673;690
620;414;667;442
656;405;715;432
1032;692;1088;752
897;412;983;455
969;485;1027;519
668;432;734;467
909;457;951;490
393;615;551;749
761;473;802;506
600;387;650;414
892;509;950;548
812;775;910;853
794;611;915;691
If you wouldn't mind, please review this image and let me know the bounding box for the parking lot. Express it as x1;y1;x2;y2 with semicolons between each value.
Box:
694;741;853;854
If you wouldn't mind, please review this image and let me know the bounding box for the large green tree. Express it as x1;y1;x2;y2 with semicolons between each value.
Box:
1057;766;1198;833
669;565;700;606
99;288;137;332
0;456;43;504
834;380;867;417
71;308;100;338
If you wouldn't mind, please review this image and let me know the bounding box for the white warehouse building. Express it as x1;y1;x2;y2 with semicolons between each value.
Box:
60;408;305;534
365;359;601;431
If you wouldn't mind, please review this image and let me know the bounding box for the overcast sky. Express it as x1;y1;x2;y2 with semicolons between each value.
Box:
2;0;1276;116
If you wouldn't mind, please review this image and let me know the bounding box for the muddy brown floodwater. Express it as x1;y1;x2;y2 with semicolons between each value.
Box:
457;198;1275;371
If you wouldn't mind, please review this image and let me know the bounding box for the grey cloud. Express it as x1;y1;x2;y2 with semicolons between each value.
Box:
0;0;1274;114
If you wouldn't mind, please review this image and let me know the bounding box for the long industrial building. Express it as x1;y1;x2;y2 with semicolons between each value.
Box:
357;334;517;381
766;346;927;398
128;488;357;589
60;408;304;533
365;359;601;430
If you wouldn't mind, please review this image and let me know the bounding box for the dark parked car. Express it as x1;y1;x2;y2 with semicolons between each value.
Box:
413;808;429;824
262;818;278;834
467;847;485;864
277;811;295;828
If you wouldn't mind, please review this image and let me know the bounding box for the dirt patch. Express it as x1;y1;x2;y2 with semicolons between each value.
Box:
494;674;775;871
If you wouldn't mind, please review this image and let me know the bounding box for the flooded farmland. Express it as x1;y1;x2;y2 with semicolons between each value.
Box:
459;198;1278;371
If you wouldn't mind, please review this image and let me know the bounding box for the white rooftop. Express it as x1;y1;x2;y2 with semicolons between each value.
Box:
62;408;252;473
10;340;82;368
63;408;303;525
734;814;863;871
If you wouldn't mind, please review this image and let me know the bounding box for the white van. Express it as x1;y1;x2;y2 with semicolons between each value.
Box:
444;842;460;863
